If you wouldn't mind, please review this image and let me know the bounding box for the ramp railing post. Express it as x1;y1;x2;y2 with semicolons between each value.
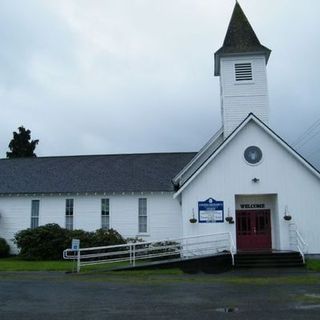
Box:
133;244;136;267
129;244;132;265
77;249;81;273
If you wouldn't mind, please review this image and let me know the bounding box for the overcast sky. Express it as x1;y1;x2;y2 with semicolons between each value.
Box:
0;0;319;167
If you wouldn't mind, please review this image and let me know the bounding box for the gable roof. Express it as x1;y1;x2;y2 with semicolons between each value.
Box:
172;127;224;187
214;2;271;76
174;113;320;197
0;152;196;195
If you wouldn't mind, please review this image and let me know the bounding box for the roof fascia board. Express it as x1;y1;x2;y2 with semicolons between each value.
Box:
173;116;251;198
172;127;223;183
252;116;320;179
0;191;175;197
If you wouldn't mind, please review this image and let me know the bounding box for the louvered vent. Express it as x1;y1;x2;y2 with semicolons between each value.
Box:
235;63;253;81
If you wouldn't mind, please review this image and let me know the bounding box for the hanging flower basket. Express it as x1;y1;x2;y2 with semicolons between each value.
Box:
225;216;234;224
189;218;197;224
284;215;292;221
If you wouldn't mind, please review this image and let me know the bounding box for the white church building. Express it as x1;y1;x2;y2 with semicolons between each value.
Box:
1;2;320;255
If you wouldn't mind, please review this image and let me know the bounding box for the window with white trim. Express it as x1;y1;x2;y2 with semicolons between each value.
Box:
30;200;40;229
235;63;253;81
138;198;147;233
65;199;74;230
101;198;110;229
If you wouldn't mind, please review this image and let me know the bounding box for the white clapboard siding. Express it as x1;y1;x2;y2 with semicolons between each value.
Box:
180;120;320;254
220;55;269;137
0;193;182;253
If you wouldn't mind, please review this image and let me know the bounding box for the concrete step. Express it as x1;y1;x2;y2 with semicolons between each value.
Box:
234;251;304;268
236;264;304;268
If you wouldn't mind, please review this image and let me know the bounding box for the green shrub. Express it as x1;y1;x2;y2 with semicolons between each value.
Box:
14;224;126;261
126;236;144;244
91;229;126;247
0;238;10;258
66;229;95;249
14;224;69;260
149;241;180;261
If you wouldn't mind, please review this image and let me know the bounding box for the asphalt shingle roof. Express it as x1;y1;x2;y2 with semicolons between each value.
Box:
0;152;196;194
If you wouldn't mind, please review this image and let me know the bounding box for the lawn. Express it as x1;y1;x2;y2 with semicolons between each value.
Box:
306;258;320;272
0;256;319;275
0;256;75;272
0;256;167;273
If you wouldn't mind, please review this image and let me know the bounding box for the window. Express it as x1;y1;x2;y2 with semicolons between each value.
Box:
235;63;253;81
244;146;263;165
101;198;110;229
31;200;40;229
65;199;74;230
138;198;147;233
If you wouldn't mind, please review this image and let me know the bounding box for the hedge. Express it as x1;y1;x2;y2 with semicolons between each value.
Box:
14;224;126;260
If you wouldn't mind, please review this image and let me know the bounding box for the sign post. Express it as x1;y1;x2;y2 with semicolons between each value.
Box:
71;239;80;273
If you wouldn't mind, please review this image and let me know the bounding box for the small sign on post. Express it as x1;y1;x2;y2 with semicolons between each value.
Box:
71;239;80;251
71;239;81;273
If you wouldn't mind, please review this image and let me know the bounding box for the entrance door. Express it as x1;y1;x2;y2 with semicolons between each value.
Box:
236;210;271;251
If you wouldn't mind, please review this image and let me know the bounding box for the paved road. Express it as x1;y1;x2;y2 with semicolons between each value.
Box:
0;269;320;320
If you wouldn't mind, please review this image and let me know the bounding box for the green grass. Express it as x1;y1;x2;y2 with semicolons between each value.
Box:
0;256;182;274
0;257;320;288
306;259;320;272
0;256;74;272
1;257;319;285
294;293;320;304
0;256;139;272
223;275;320;285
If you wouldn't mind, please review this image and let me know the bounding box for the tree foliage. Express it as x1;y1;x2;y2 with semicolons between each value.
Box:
6;126;39;158
0;238;10;258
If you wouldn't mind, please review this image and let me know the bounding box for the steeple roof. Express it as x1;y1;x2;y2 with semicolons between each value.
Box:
214;1;271;76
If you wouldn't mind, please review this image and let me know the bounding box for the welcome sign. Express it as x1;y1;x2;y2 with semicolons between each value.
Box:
198;198;224;223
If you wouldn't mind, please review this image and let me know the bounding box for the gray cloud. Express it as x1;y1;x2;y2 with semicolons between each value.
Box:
0;0;319;168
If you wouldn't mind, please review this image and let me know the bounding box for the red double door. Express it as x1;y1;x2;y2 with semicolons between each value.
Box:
236;210;272;251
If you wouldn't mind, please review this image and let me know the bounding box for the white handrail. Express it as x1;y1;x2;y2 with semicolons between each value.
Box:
295;230;308;264
72;232;234;252
289;223;308;264
296;230;307;248
63;232;234;272
228;232;236;266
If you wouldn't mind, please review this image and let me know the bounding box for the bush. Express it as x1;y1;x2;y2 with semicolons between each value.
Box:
149;241;181;261
14;224;69;260
14;224;126;261
66;229;95;249
126;236;144;244
0;238;10;258
92;229;126;247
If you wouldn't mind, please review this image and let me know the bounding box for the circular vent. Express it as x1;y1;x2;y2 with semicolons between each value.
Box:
244;146;263;165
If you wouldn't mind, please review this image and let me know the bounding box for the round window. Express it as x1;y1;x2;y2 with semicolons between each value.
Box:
244;146;263;165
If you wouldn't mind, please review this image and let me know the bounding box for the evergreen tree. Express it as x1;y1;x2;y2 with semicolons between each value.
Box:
6;126;39;158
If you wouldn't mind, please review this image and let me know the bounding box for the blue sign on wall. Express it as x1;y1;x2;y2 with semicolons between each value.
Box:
198;198;224;223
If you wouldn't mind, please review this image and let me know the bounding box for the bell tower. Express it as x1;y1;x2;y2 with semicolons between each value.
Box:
214;2;271;138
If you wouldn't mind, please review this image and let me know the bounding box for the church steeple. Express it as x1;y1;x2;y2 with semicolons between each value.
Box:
214;2;271;138
214;1;271;76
